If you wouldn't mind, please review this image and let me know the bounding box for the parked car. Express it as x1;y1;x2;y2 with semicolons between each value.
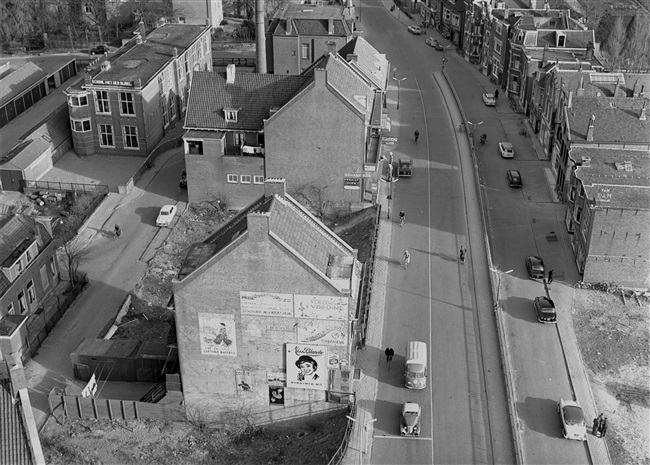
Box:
482;93;496;106
400;402;421;436
534;296;557;323
425;37;444;50
498;142;515;158
507;170;522;187
398;158;413;177
407;25;423;35
525;255;545;279
558;399;587;441
179;170;187;189
156;205;178;227
90;45;110;55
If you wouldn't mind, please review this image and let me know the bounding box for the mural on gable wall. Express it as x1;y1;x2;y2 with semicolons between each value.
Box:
294;295;348;320
297;319;347;346
286;344;328;390
198;313;237;356
239;291;349;321
240;291;293;317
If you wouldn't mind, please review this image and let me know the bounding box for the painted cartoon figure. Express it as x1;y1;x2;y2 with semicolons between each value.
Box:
296;355;320;381
214;323;232;346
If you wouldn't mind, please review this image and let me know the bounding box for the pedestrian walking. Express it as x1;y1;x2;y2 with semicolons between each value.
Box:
494;88;499;100
459;247;467;263
414;130;420;143
114;224;121;238
403;250;411;270
547;269;554;284
600;418;608;437
399;210;405;227
592;415;602;436
385;347;394;369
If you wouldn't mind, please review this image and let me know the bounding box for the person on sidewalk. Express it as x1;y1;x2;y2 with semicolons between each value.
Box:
399;210;405;227
494;89;499;100
114;224;121;238
600;417;608;437
414;130;420;143
547;269;554;283
593;415;602;437
403;250;411;270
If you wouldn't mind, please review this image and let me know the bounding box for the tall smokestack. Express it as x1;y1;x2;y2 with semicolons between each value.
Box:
256;0;267;74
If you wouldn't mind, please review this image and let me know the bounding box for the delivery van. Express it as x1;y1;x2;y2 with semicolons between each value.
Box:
404;341;427;389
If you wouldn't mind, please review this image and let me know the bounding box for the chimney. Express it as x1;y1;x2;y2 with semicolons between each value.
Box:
138;21;146;41
173;47;178;58
581;156;591;167
632;79;638;98
346;53;358;63
576;76;585;96
285;18;293;35
326;41;337;54
640;85;645;98
541;44;549;67
567;90;573;109
256;0;267;74
247;212;271;243
640;101;647;121
586;41;594;60
328;18;334;35
101;61;111;71
586;114;595;141
264;178;287;198
226;64;236;83
614;77;621;97
314;67;327;87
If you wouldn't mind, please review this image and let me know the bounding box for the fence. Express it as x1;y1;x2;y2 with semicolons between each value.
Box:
213;57;255;67
21;180;109;196
327;402;357;465
354;205;382;349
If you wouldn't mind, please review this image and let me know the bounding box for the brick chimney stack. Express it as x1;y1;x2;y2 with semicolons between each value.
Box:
586;115;595;141
640;101;647;121
256;0;267;73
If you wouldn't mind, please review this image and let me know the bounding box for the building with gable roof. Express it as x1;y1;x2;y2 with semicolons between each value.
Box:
64;22;212;157
265;3;355;75
183;46;389;214
172;179;361;421
565;148;650;287
0;213;60;361
337;36;390;94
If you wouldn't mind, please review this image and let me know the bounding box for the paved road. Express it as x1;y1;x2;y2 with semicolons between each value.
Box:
361;4;514;464
23;149;185;428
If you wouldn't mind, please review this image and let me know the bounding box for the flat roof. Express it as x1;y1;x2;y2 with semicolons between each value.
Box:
275;3;348;19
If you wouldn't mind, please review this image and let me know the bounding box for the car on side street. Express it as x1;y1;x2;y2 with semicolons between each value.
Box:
482;93;496;106
526;255;545;279
425;37;444;50
534;296;557;323
156;205;178;227
498;142;515;158
398;158;413;177
507;170;522;187
407;25;423;35
400;402;421;436
558;399;587;441
90;45;110;55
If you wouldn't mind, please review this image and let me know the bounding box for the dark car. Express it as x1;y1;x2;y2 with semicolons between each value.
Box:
534;296;557;323
398;158;413;177
90;45;110;55
179;169;187;189
526;255;545;279
507;170;522;187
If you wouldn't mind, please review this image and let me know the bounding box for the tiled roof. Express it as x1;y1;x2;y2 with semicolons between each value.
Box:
0;379;33;465
184;71;310;130
558;71;650;98
338;36;390;91
303;53;375;117
0;62;47;107
536;30;594;49
567;97;650;143
571;147;650;209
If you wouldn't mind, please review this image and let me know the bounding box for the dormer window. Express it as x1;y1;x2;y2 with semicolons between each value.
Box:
224;108;239;122
557;32;566;47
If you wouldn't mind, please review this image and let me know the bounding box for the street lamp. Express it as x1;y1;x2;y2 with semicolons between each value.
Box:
346;416;377;455
378;152;397;219
466;120;483;142
441;45;452;71
392;68;406;110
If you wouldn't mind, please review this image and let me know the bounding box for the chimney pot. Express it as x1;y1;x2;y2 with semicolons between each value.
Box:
328;18;334;34
138;21;146;41
640;101;647;121
567;90;573;109
226;64;236;83
586;114;595;141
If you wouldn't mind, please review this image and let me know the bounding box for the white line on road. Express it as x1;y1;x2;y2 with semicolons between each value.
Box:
373;435;433;441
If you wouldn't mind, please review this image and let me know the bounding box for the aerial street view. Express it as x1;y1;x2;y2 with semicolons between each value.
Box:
0;0;648;464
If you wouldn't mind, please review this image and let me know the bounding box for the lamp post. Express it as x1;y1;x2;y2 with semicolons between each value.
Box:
466;120;483;143
495;269;513;305
379;151;396;219
346;416;377;455
392;68;406;110
441;44;452;71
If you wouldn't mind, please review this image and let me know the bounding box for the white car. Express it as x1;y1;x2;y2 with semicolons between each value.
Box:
498;142;515;158
558;399;587;441
482;93;496;106
400;402;421;436
407;25;422;35
156;205;178;227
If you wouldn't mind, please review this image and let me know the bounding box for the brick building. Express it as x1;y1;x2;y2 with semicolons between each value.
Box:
265;3;355;75
0;215;60;361
64;22;212;157
172;0;223;28
566;148;650;288
172;179;361;422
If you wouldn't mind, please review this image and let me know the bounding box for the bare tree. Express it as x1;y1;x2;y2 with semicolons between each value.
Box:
293;184;333;219
606;16;626;71
576;0;609;32
59;239;90;287
626;12;650;71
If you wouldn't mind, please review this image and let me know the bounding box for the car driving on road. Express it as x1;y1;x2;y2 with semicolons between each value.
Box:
534;296;557;323
90;45;110;55
482;93;496;106
400;402;421;436
498;142;515;158
156;205;178;227
558;399;587;441
407;25;423;35
398;158;413;177
526;255;545;279
507;170;522;187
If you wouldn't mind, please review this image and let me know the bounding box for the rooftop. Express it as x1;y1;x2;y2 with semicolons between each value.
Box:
338;36;390;91
267;4;353;37
571;147;650;209
567;97;650;143
558;71;650;98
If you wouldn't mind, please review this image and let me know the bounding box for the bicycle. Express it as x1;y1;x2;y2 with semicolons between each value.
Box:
414;130;420;143
114;224;121;239
403;250;411;270
458;123;465;132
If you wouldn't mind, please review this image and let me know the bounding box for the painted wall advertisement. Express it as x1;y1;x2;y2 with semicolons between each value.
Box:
294;295;347;320
286;344;327;390
198;313;237;356
297;320;347;347
240;292;348;321
235;370;252;393
240;291;293;317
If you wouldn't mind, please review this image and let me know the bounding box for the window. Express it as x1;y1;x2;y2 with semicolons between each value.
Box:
40;265;50;290
240;175;252;184
95;90;110;114
99;124;114;147
557;33;566;47
123;126;139;149
162;99;169;127
234;133;244;146
496;23;502;35
84;3;92;13
18;290;27;314
575;206;583;224
495;38;502;54
452;14;460;27
443;8;451;21
570;186;576;202
253;176;264;184
69;95;88;107
119;92;135;115
187;140;203;155
27;280;36;304
7;302;14;315
224;109;238;122
169;95;177;121
17;260;23;274
227;174;238;183
49;256;58;277
70;118;91;132
301;44;310;60
513;58;521;70
26;249;32;262
578;185;585;198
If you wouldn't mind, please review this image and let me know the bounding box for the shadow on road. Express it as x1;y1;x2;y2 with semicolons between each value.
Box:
516;396;564;439
501;295;539;323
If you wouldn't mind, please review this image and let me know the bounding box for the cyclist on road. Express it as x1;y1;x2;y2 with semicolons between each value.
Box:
414;130;420;143
114;224;121;238
403;250;411;269
459;247;466;263
385;347;394;369
399;210;405;227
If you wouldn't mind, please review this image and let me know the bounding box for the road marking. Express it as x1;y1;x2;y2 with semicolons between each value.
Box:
373;435;433;441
